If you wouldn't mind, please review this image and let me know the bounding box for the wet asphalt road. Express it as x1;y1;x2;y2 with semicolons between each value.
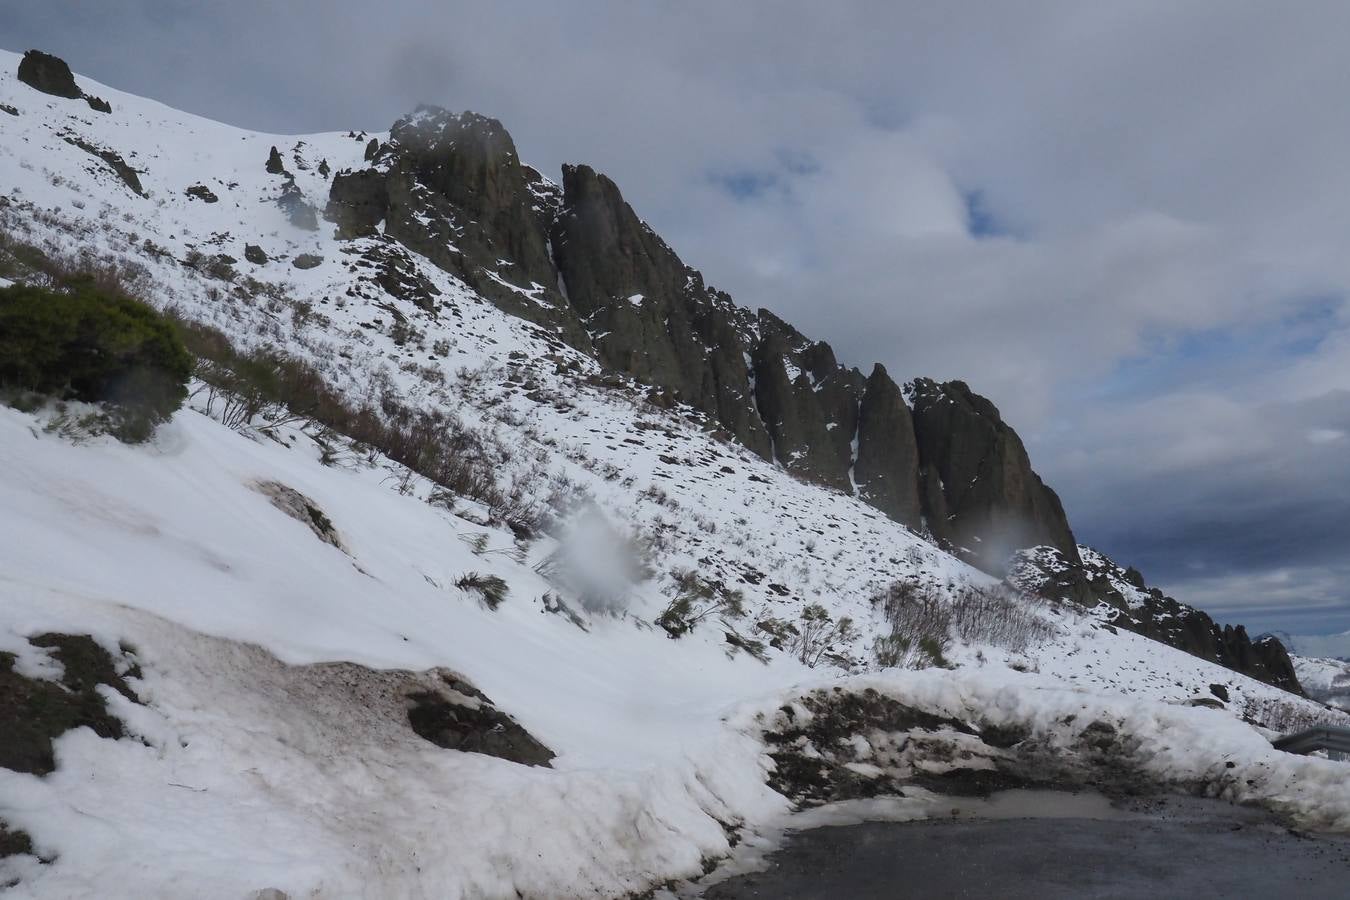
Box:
700;797;1350;899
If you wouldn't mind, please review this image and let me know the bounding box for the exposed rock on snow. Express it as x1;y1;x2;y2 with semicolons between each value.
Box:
16;50;111;114
0;633;140;776
17;50;81;99
0;822;37;862
252;480;346;553
264;145;286;176
59;134;143;196
185;183;219;203
407;678;555;767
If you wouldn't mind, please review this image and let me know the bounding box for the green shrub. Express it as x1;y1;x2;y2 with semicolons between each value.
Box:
454;572;509;610
656;570;746;638
0;283;191;441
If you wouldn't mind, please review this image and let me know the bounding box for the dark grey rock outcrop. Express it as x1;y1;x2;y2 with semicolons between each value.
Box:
854;365;923;527
909;378;1078;570
327;168;388;238
325;107;585;345
17;50;112;113
265;146;286;175
552;162;771;456
406;674;554;767
61;134;142;196
750;310;860;489
17;50;81;99
185;184;219;203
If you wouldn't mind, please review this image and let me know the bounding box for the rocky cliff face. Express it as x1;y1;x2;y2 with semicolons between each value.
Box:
327;107;587;346
909;378;1079;569
1010;546;1303;693
550;163;772;457
321;108;1071;564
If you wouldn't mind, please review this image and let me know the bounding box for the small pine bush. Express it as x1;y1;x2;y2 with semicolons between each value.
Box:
455;572;509;610
656;570;746;638
0;283;191;441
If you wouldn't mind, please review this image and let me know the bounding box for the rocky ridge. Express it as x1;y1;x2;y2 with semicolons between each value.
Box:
323;105;1077;572
1009;545;1302;693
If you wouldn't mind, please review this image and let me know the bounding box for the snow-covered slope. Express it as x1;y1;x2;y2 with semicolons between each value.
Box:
3;50;1350;898
1292;655;1350;711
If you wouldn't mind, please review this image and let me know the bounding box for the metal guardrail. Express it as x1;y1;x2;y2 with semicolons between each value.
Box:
1272;726;1350;759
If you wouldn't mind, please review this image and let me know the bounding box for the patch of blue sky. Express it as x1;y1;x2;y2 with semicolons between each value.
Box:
709;169;781;200
708;150;820;202
1083;294;1342;404
962;188;1007;238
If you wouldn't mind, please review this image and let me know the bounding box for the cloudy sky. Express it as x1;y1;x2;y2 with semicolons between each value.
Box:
8;1;1350;635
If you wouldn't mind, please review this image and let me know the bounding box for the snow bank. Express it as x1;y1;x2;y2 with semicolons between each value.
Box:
733;668;1350;832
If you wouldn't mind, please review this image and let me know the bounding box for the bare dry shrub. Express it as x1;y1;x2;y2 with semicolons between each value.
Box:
1242;695;1347;734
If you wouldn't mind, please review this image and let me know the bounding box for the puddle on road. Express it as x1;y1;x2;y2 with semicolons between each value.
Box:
666;789;1131;898
936;788;1127;820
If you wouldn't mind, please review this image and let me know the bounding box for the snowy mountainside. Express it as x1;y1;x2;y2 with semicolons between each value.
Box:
3;49;1350;898
2;400;1349;898
1290;654;1350;711
0;47;981;668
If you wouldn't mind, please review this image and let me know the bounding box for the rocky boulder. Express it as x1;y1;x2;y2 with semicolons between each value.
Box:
17;50;81;99
265;146;286;175
17;50;112;113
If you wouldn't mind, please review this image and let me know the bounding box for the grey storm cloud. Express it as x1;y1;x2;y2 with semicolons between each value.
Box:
6;1;1350;634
